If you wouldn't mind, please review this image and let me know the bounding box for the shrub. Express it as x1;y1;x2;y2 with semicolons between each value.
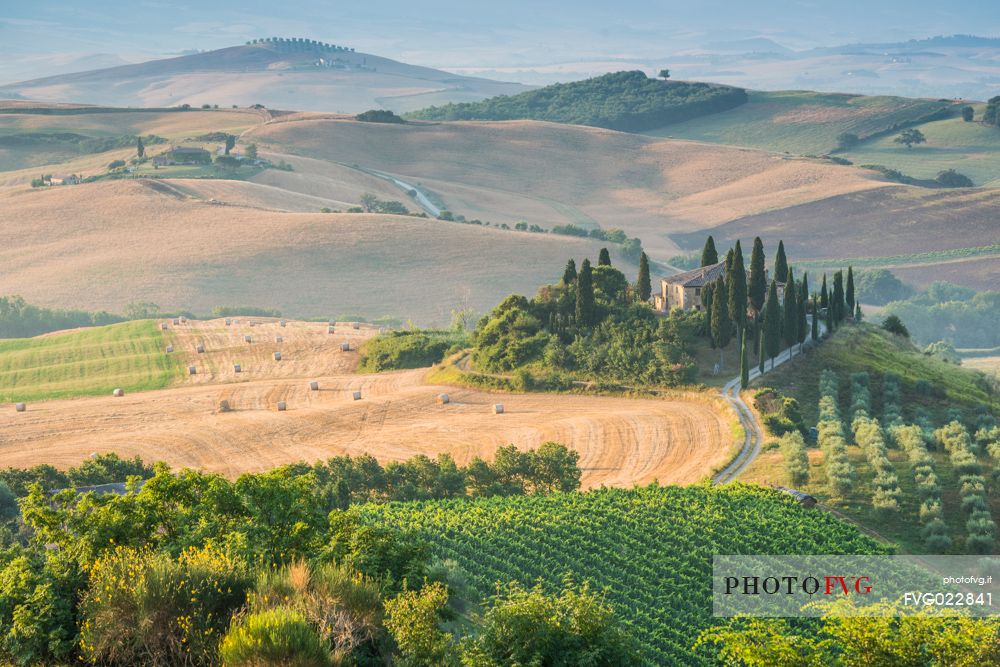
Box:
881;314;909;338
779;431;810;485
384;582;457;666
935;169;974;188
219;608;332;667
359;331;466;372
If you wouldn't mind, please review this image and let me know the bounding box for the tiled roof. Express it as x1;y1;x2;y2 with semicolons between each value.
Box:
662;261;727;287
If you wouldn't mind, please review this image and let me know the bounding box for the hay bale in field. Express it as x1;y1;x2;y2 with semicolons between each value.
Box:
340;342;350;352
234;364;241;373
277;401;287;411
352;391;362;401
219;400;231;412
352;322;360;330
249;321;256;328
165;345;174;353
160;323;168;330
309;381;319;391
437;393;450;404
172;318;180;325
225;319;232;326
15;403;26;412
188;366;197;375
180;317;187;323
493;404;504;414
328;326;335;334
273;352;282;361
112;388;124;397
233;319;240;324
280;320;286;327
196;344;205;354
275;336;283;343
244;335;253;343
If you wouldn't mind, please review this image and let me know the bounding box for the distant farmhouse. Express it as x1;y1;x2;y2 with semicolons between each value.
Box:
153;146;211;166
654;260;784;313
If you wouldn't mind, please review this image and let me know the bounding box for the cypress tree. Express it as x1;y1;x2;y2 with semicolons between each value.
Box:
575;259;595;327
748;237;767;314
758;329;766;375
700;236;719;266
740;328;749;389
825;294;834;333
562;259;577;285
855;303;863;321
725;248;734;275
782;269;798;353
846;265;855;315
763;280;781;369
598;247;612;266
637;252;652;301
820;274;828;310
811;296;819;341
774;240;788;283
702;282;714;338
727;240;748;333
711;277;731;364
136;136;144;158
797;274;808;351
832;270;845;323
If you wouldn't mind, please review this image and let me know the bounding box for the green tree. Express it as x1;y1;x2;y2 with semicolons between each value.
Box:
245;143;258;160
985;96;1000;126
561;258;577;285
710;277;731;365
961;105;974;122
935;169;974;187
384;582;457;666
598;247;612;266
882;314;909;338
797;274;808;351
700;235;719;266
739;329;749;389
845;266;855;315
136;136;144;158
894;128;926;148
658;69;671;80
748;237;767;315
763;281;781;369
637;252;652;301
832;271;846;323
758;330;766;375
836;132;860;150
727;240;748;333
782;269;798;353
811;296;819;341
575;259;596;327
820;273;828;310
224;134;237;155
773;240;788;284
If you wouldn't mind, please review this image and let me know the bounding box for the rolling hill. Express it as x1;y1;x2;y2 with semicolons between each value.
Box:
1;41;530;113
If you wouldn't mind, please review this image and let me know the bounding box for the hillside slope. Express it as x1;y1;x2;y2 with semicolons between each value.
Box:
2;43;529;113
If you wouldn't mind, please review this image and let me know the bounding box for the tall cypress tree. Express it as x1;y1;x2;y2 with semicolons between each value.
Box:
832;270;845;323
136;136;144;158
562;259;577;285
855;303;863;322
728;240;748;333
783;269;798;353
820;273;828;310
764;280;782;369
598;248;612;266
758;330;766;374
774;240;788;283
825;294;834;333
797;274;808;351
576;258;595;327
702;282;714;338
701;236;719;266
711;277;731;365
748;237;767;314
846;266;855;316
739;329;749;389
811;296;819;341
725;248;734;275
637;252;652;301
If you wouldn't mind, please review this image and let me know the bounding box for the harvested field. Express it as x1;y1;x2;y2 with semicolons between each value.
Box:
0;318;733;489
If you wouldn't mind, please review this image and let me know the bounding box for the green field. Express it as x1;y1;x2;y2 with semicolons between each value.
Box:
842;107;1000;186
0;320;181;402
359;484;885;665
647;90;952;155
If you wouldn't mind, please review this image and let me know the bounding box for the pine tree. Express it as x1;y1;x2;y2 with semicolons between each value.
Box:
774;240;788;283
811;296;819;341
764;280;781;369
727;240;748;333
637;252;652;301
820;274;828;310
758;330;766;375
796;274;808;352
562;259;577;285
700;236;719;266
748;237;767;314
739;329;749;389
711;277;731;365
783;269;798;353
832;271;845;323
136;136;144;158
575;259;595;327
598;247;611;266
846;265;855;316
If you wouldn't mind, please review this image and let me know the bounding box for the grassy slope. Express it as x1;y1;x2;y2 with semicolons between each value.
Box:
647;90;950;155
0;320;181;402
741;324;999;554
359;485;884;665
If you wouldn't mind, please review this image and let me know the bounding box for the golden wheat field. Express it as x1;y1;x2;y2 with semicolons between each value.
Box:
1;319;735;488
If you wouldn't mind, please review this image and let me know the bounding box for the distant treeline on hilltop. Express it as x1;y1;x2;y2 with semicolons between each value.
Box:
406;71;749;132
245;37;354;53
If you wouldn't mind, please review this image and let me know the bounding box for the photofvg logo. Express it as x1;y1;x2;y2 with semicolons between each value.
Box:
713;555;1000;617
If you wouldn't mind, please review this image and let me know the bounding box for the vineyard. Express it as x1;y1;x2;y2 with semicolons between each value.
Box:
357;484;886;665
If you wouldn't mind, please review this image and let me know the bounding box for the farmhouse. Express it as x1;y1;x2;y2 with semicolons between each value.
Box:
155;146;211;166
49;174;80;185
653;261;783;313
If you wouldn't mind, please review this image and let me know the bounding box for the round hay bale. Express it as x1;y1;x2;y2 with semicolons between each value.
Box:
436;393;450;404
275;336;283;343
160;323;168;330
340;342;350;352
188;366;197;375
15;403;26;412
180;317;187;323
328;320;335;326
352;322;360;330
219;400;231;412
225;319;232;326
172;318;180;326
277;401;287;411
309;381;319;391
352;391;362;401
328;326;335;334
244;335;253;343
233;319;240;324
196;344;205;354
273;352;282;361
493;404;504;414
234;364;242;373
249;321;256;327
280;320;286;327
112;388;124;397
165;345;174;353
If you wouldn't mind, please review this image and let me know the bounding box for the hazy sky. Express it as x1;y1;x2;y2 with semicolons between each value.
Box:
3;0;999;69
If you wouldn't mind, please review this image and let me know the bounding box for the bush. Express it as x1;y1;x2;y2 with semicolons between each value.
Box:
219;608;332;667
359;331;466;372
881;314;909;338
355;109;406;124
935;169;974;188
779;431;809;485
107;159;126;169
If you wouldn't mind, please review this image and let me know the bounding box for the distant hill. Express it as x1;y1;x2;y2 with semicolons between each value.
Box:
1;40;529;113
406;71;748;132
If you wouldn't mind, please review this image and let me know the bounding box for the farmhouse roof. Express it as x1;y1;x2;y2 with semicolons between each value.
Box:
663;261;727;287
170;146;209;154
